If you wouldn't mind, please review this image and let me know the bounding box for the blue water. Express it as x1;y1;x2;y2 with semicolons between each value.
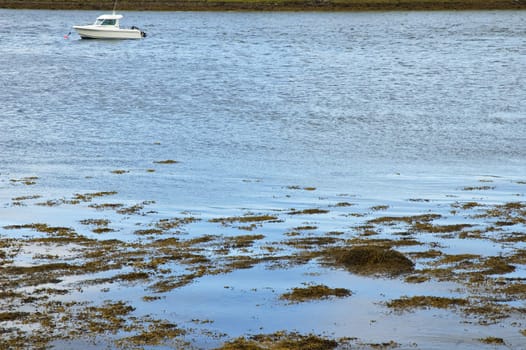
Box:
1;9;525;208
1;9;526;349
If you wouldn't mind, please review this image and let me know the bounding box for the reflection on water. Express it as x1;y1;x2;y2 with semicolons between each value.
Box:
0;9;525;349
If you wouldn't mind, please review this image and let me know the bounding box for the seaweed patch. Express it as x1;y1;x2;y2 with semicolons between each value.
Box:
280;284;351;303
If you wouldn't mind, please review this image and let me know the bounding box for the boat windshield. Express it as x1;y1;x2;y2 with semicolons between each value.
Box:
95;18;117;26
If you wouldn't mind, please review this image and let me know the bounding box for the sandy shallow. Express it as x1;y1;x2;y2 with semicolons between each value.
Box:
1;172;525;349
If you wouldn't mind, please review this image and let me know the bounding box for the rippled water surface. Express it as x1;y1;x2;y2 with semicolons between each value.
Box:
1;10;525;201
0;9;525;349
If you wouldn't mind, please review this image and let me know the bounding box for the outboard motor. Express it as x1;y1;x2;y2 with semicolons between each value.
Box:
131;26;146;37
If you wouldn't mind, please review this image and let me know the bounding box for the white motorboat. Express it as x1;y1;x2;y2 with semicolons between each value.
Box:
73;14;146;39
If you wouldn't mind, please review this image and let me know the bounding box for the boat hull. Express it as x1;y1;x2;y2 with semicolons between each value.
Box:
73;25;143;39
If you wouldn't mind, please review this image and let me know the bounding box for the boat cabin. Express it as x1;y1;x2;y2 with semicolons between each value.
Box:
94;14;123;27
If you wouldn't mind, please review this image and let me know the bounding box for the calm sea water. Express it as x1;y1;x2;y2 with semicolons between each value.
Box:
1;9;525;207
1;9;526;349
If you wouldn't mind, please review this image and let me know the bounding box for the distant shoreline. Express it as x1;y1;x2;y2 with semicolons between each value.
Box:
1;0;526;11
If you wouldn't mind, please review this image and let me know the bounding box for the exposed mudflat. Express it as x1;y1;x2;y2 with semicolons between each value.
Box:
1;0;526;11
1;175;525;349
